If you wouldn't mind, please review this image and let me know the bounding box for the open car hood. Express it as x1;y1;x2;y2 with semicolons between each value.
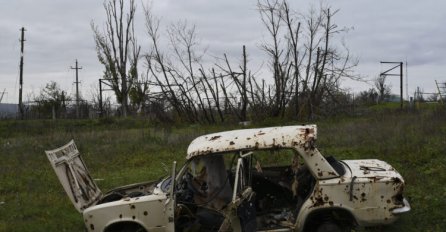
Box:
45;140;102;213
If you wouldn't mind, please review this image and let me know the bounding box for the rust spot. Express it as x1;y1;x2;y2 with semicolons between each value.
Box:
130;205;135;209
328;171;336;176
392;177;402;185
329;201;334;206
229;141;235;145
386;199;391;204
317;172;323;177
90;224;95;230
132;216;136;220
209;135;221;141
360;192;367;202
144;211;148;216
312;196;325;207
258;132;265;135
119;214;122;218
246;137;251;140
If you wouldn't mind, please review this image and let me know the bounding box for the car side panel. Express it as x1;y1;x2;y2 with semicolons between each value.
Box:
83;194;170;232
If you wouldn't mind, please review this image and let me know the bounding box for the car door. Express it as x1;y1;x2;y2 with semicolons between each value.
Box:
219;152;257;232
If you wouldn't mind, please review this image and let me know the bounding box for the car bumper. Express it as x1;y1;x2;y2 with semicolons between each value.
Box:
391;198;411;214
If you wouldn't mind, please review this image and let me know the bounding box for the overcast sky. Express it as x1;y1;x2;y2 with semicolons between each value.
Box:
1;0;445;104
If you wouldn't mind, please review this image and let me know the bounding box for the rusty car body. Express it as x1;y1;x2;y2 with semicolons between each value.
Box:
46;125;410;232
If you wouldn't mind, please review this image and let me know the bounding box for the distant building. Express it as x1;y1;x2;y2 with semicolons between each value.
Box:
0;104;18;119
385;94;401;103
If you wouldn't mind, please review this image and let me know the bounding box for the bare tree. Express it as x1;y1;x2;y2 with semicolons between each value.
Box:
282;1;301;119
216;45;252;122
144;6;200;122
137;0;359;123
92;0;141;117
167;21;212;122
144;4;232;123
258;0;291;117
375;75;391;103
258;0;358;119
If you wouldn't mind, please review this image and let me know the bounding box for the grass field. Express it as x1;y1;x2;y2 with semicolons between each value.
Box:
0;107;445;231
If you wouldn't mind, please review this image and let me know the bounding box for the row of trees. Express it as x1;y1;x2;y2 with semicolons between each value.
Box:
90;0;360;122
30;0;406;121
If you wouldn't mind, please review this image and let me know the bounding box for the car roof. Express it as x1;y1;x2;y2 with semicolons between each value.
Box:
186;125;317;160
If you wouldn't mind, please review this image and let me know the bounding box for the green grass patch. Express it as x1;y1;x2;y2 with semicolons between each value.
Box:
0;109;445;231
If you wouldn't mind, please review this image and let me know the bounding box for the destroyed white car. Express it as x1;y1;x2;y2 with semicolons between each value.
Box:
46;125;410;232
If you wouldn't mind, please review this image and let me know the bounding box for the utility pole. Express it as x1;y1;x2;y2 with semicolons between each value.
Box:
71;59;82;118
19;27;26;120
99;79;103;117
380;61;403;109
405;60;409;101
0;89;6;103
98;79;113;117
435;80;446;105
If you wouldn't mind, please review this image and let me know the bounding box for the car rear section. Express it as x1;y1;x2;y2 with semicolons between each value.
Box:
297;159;410;231
341;159;410;225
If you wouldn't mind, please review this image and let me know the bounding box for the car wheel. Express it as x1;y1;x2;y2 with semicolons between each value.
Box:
316;221;342;232
121;225;146;232
106;223;147;232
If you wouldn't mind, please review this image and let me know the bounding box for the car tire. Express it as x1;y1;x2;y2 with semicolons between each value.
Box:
316;221;342;232
121;225;146;232
106;223;147;232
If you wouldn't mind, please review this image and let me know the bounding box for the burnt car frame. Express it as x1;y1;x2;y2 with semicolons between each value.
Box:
46;125;410;232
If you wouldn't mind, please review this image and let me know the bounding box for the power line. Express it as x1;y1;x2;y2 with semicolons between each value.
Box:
380;61;403;109
18;27;26;119
70;59;82;118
